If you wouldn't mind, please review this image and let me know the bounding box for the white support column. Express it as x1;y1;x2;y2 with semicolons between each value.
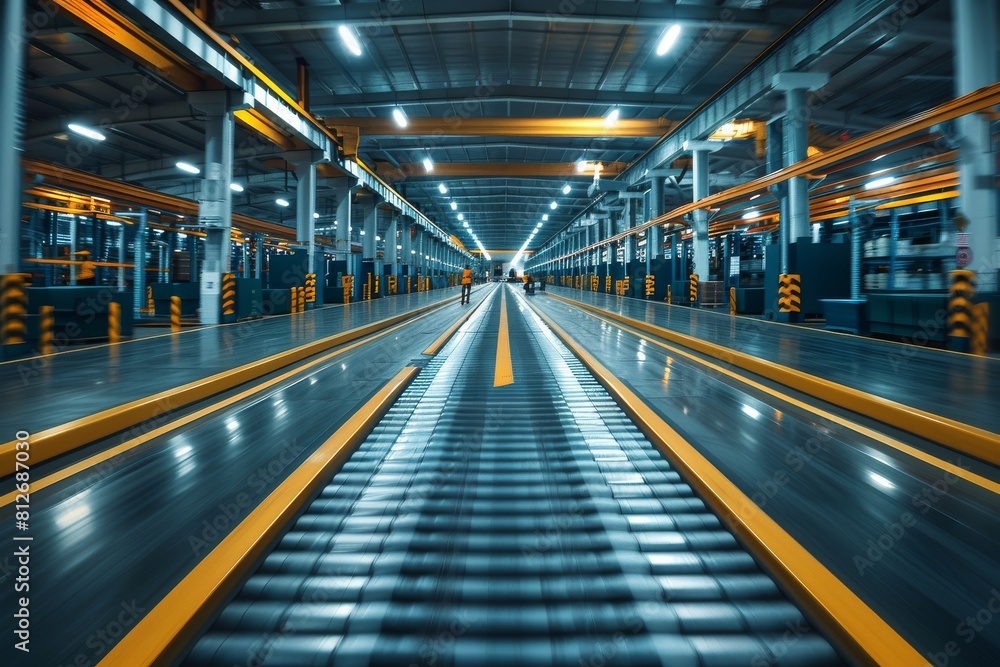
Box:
363;204;377;260
684;140;724;283
295;161;317;273
0;0;24;276
953;0;998;291
646;174;666;273
772;72;829;246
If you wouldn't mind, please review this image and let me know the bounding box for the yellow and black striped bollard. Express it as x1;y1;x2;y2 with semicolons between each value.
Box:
108;302;121;344
406;276;411;294
343;275;354;304
729;287;737;316
666;284;672;305
623;276;630;296
426;277;431;292
644;274;655;298
778;274;801;313
374;275;380;297
299;286;307;313
170;296;181;333
947;270;976;352
305;274;317;307
39;305;54;355
971;303;990;356
605;275;611;293
146;285;154;314
1;274;27;347
688;274;699;304
222;272;236;322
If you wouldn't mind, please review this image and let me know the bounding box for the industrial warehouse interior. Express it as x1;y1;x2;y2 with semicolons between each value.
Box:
0;0;998;665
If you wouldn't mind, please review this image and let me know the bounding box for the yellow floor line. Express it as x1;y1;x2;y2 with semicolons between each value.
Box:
550;293;1000;466
97;366;419;667
526;299;927;667
0;299;453;471
494;288;514;387
579;309;1000;496
0;309;433;507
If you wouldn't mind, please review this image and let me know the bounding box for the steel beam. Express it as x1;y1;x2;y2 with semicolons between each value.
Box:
325;117;672;138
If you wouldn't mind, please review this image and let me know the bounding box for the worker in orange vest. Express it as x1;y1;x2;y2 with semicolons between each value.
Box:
460;264;473;304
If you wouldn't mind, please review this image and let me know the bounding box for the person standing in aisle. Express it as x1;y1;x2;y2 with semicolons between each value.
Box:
461;264;473;304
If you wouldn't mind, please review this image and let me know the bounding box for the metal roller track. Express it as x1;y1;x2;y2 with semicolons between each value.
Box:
184;288;846;666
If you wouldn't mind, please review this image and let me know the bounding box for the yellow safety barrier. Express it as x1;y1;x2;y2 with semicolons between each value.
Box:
305;273;317;304
971;303;990;356
146;285;154;314
1;274;27;346
615;280;623;296
406;276;412;294
289;288;298;313
425;277;430;292
387;275;398;295
374;274;380;296
590;275;599;292
222;273;236;318
689;273;699;303
108;302;121;344
730;286;737;316
343;275;354;304
667;284;672;305
623;276;630;296
778;274;801;313
298;286;306;313
605;275;611;293
948;270;975;343
365;272;372;301
644;274;655;297
39;305;54;355
170;296;181;333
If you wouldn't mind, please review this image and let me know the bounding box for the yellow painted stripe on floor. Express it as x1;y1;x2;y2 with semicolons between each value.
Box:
0;309;433;507
526;300;927;667
423;284;495;356
551;293;1000;467
581;309;1000;496
494;289;514;387
0;299;453;472
97;365;420;667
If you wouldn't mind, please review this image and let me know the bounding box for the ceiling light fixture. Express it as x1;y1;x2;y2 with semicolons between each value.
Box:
549;201;558;210
656;24;682;56
275;198;290;207
392;107;409;128
604;108;620;127
543;214;549;221
338;25;363;56
742;210;760;220
438;183;448;194
457;213;464;221
562;184;572;195
67;123;106;141
422;157;434;173
450;201;458;211
865;176;895;190
230;183;245;192
176;161;201;175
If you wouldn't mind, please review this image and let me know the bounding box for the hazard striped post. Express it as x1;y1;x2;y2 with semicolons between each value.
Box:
1;274;27;347
146;285;154;314
778;274;801;314
305;274;317;306
971;303;990;356
729;287;737;316
689;273;699;305
298;286;306;313
221;272;236;322
406;275;411;294
343;275;353;304
948;270;976;352
170;296;181;333
623;276;630;296
667;284;672;305
374;274;380;297
39;305;54;355
107;302;121;344
644;274;655;298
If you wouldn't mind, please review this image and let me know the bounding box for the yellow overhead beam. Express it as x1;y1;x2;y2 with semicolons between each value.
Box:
325;117;673;138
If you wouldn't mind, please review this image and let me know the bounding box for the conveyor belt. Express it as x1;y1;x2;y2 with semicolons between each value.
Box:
185;288;845;666
553;289;999;434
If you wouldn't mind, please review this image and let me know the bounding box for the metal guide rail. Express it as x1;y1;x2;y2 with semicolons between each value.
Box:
183;289;844;666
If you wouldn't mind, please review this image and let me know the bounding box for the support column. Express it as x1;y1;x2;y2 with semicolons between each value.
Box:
0;0;25;277
684;141;724;285
362;204;377;261
773;72;829;246
385;214;398;283
190;91;248;325
133;209;147;316
646;175;665;273
953;0;998;292
295;161;317;276
335;185;353;256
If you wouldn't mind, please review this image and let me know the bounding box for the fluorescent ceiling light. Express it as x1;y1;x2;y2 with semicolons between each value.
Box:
562;184;571;195
176;161;200;175
742;210;760;220
105;220;122;226
67;123;106;141
438;183;447;194
457;213;464;221
463;221;469;228
576;160;586;172
549;201;558;210
375;235;381;241
865;176;895;190
411;250;416;254
450;202;458;211
749;193;760;200
275;198;290;207
422;157;434;173
360;230;365;236
397;244;402;249
604;108;620;127
656;24;682;56
543;214;549;221
177;233;187;239
313;212;320;219
230;183;244;192
338;25;363;56
392;107;408;128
